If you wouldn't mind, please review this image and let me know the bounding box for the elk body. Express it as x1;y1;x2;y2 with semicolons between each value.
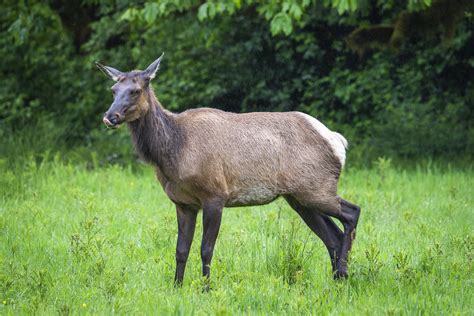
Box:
96;54;361;285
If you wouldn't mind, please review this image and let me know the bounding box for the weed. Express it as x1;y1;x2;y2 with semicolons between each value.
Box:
30;269;52;300
265;220;315;285
374;156;392;184
364;242;382;278
393;251;415;282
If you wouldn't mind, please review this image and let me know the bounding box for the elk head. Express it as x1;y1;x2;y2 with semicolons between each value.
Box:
95;53;164;128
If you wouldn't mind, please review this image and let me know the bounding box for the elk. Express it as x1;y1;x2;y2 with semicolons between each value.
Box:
96;54;361;286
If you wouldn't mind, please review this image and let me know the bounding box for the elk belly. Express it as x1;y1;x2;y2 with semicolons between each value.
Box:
226;186;278;207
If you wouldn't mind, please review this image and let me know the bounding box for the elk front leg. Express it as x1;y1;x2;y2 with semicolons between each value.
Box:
201;200;223;288
174;204;197;286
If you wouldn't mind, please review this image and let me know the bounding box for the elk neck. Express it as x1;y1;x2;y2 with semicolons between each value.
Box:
127;88;182;174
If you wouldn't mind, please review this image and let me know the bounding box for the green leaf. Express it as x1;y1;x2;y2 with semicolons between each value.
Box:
337;0;349;14
208;3;217;19
143;3;159;24
120;8;133;21
289;3;302;20
198;3;208;21
270;12;293;36
348;0;358;12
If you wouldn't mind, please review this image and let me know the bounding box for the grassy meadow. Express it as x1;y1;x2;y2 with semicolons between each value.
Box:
0;156;473;314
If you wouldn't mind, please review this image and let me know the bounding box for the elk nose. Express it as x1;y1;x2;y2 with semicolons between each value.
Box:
103;112;120;127
110;116;118;125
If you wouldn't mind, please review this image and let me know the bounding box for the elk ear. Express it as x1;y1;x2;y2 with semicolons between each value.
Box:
143;52;164;80
95;62;124;81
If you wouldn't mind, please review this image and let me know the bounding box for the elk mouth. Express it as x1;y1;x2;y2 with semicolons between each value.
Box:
103;116;121;129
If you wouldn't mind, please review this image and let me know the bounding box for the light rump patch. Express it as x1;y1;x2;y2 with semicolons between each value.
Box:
297;112;348;167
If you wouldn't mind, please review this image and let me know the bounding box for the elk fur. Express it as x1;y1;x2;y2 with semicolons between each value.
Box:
129;87;348;211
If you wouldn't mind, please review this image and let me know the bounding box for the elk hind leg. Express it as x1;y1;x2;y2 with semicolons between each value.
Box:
285;196;344;274
335;198;361;278
293;194;360;279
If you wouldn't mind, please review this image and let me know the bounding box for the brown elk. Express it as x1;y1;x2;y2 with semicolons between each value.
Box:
96;54;361;286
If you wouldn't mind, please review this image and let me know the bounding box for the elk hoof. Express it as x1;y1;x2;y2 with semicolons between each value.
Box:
334;270;349;280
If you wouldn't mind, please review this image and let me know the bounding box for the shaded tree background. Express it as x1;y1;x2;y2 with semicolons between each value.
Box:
1;0;473;164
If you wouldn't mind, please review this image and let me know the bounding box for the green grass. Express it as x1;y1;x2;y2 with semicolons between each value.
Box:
0;157;473;315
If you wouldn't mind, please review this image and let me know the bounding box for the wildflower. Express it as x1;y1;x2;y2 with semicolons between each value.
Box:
82;303;87;308
3;300;6;305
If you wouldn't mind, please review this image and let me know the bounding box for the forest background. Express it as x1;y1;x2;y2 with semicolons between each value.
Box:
1;0;472;164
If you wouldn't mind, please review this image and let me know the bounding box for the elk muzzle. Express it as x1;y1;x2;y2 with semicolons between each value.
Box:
103;112;123;128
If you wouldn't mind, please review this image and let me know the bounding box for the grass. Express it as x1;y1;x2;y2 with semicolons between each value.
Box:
0;156;473;315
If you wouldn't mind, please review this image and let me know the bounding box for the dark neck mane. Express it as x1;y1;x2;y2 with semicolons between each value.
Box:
128;89;181;172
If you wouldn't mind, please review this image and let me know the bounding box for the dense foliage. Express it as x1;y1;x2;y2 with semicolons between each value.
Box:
1;0;472;162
